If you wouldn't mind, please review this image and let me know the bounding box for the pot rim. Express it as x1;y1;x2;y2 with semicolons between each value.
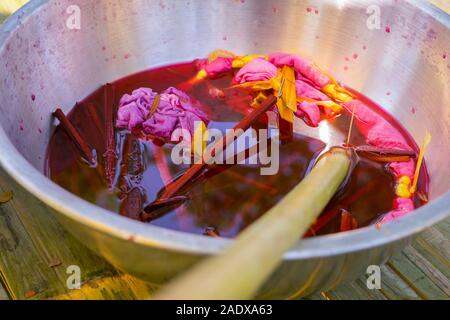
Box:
0;0;449;259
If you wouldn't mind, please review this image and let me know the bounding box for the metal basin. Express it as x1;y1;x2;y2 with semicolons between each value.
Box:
0;0;449;299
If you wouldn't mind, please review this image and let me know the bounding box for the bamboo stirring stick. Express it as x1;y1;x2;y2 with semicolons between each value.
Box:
154;147;352;300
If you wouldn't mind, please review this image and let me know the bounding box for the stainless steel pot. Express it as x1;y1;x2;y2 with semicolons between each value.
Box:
0;0;449;299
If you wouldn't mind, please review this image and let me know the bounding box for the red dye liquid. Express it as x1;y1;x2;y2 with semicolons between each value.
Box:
45;61;428;238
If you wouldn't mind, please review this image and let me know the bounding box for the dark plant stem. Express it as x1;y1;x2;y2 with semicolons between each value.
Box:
53;108;95;165
104;83;116;190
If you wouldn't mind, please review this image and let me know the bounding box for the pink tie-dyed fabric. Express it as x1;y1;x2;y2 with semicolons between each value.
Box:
197;57;233;78
116;87;209;140
295;102;321;127
233;59;323;126
379;197;415;223
234;58;278;83
268;52;332;88
294;80;331;127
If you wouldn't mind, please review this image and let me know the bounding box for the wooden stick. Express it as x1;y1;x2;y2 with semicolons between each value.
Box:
142;95;277;218
354;145;415;163
53;108;95;164
118;136;145;221
154;147;351;300
120;187;144;221
84;102;103;136
103;83;116;190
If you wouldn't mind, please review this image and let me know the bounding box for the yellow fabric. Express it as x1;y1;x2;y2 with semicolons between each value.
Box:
296;97;343;113
192;121;208;158
208;49;236;63
280;66;297;112
195;69;207;80
276;66;297;122
251;92;269;108
231;55;266;68
315;101;343;113
322;84;353;103
232;79;274;91
396;176;412;198
231;67;297;123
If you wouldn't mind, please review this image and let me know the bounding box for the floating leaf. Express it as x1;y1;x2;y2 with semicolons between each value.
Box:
0;191;13;204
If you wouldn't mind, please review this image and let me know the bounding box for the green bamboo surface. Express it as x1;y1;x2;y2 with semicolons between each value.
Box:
0;0;449;300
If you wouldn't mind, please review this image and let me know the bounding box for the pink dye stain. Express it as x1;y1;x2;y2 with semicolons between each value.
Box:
306;7;312;13
427;28;437;40
443;53;447;59
386;91;391;96
272;6;278;13
124;54;130;59
385;26;391;33
344;66;349;71
345;57;350;62
410;107;416;114
363;45;367;50
353;53;358;59
31;94;36;101
222;36;227;41
315;9;319;14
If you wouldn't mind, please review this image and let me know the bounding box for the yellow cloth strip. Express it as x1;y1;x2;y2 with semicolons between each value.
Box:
192;121;208;158
322;83;353;103
396;176;412;198
232;55;266;68
208;49;236;63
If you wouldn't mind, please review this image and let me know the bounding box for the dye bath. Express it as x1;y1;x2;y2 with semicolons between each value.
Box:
45;61;428;238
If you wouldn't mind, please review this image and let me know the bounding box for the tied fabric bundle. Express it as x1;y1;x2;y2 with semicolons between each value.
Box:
116;87;209;141
199;54;343;127
194;50;427;223
342;100;417;223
